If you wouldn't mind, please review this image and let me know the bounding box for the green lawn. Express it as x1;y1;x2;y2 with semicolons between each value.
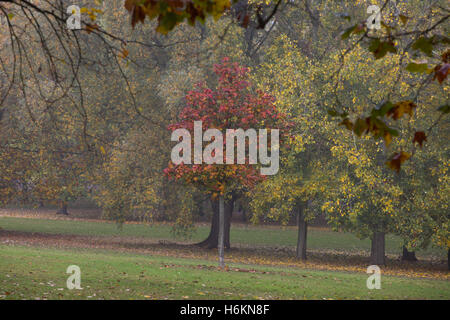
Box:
0;216;445;258
0;245;448;300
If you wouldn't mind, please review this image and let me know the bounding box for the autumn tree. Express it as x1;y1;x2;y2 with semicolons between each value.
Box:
320;33;448;264
249;35;333;260
330;0;449;170
391;99;449;267
165;58;287;265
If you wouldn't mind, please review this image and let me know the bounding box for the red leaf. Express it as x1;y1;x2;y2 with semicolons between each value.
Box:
413;131;427;147
434;63;449;84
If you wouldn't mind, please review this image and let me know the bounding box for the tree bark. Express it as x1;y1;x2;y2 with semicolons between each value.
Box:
370;232;385;265
401;246;418;262
218;195;225;268
296;205;307;260
196;197;232;249
56;201;68;215
448;248;449;271
196;198;219;248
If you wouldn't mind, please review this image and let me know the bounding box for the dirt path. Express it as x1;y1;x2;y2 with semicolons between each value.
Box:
0;229;448;280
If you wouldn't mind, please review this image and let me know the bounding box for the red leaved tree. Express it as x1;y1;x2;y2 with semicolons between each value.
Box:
164;58;289;267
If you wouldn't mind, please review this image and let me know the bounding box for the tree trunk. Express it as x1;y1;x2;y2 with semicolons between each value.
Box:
370;232;385;265
196;197;232;249
56;201;68;215
196;198;219;248
296;206;307;260
224;199;233;248
241;206;247;222
448;248;449;271
218;195;225;268
401;246;418;262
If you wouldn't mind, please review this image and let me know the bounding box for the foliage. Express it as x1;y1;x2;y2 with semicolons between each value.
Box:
331;0;449;170
249;35;332;224
164;58;289;198
124;0;234;33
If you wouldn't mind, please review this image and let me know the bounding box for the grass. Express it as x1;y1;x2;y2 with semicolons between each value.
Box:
0;245;448;300
0;216;445;258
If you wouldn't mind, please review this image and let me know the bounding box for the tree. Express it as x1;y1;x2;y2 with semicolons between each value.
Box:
164;57;288;264
249;35;332;260
2;1;447;174
394;151;449;267
320;39;448;265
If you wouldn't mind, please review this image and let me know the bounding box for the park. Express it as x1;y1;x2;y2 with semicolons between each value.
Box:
0;0;448;302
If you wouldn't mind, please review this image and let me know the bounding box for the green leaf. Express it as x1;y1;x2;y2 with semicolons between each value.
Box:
384;42;397;54
437;104;450;114
388;128;399;136
327;109;338;117
353;118;368;136
406;63;430;73
412;37;434;56
341;25;357;40
156;12;179;34
368;39;397;59
371;101;394;117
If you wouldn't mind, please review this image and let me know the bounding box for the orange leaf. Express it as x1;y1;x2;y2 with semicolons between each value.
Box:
339;119;353;131
85;24;99;34
387;101;416;120
386;151;411;172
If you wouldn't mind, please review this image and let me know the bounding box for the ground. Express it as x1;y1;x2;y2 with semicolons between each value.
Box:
0;208;448;300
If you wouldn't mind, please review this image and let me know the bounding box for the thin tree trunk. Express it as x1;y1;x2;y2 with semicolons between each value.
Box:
448;248;449;271
370;232;385;265
218;195;225;268
224;198;233;249
401;246;418;261
296;206;307;260
370;234;375;258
